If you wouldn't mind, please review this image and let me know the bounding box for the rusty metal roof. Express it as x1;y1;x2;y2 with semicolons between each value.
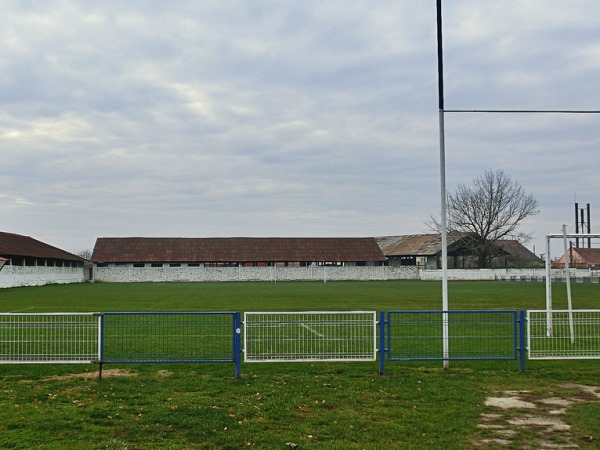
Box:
91;237;386;263
377;234;541;262
376;234;445;256
0;231;84;261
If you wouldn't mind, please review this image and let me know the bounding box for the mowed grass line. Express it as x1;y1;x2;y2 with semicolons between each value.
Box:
0;281;599;449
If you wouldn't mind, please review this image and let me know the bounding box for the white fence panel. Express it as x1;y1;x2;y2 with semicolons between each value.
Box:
527;309;600;359
244;311;377;362
0;313;100;363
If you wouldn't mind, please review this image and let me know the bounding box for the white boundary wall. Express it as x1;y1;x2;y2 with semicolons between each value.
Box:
0;265;85;289
92;264;596;283
93;265;418;282
420;268;597;281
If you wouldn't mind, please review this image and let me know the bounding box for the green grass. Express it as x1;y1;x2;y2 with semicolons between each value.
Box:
1;279;596;313
0;281;599;449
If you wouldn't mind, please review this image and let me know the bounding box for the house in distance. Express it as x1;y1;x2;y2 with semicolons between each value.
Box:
0;231;85;288
376;234;543;269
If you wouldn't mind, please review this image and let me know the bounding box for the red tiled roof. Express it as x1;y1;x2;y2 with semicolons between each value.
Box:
91;237;386;263
0;231;84;261
573;248;600;266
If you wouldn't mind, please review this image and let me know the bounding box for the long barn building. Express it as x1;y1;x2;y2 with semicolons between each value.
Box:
90;237;396;283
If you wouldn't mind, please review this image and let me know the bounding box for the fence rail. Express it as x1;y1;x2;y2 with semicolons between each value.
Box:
101;312;242;376
386;310;520;361
244;311;377;362
527;309;600;359
0;313;100;364
3;309;600;375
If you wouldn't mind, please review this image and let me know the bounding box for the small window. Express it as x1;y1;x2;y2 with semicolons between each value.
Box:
187;263;200;267
151;263;163;268
133;263;145;268
96;263;108;268
169;263;181;267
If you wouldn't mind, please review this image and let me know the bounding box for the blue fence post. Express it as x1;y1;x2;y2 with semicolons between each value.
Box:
518;310;526;373
99;313;105;379
233;312;242;378
379;311;385;375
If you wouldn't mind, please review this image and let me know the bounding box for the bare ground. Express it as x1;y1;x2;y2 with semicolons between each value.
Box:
472;384;600;449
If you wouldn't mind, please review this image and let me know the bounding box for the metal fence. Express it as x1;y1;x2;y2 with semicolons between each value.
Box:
244;311;377;362
383;310;525;371
101;312;242;375
0;313;100;364
6;309;600;374
527;309;600;359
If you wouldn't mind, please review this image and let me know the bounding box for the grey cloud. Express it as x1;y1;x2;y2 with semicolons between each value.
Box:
0;1;599;253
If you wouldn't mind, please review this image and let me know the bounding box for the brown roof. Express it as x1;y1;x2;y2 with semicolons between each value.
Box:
555;248;600;267
377;234;541;262
91;237;386;263
0;231;84;261
573;248;600;266
376;234;446;256
495;240;542;262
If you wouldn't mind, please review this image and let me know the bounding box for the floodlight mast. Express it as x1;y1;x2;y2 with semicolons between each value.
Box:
436;0;450;368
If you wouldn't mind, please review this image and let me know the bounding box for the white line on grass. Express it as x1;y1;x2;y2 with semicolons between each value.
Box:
299;322;324;337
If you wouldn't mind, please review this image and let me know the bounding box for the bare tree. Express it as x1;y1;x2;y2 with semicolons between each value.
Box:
433;169;539;268
76;249;92;261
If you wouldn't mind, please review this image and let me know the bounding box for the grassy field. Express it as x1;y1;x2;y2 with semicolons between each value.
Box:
0;280;599;449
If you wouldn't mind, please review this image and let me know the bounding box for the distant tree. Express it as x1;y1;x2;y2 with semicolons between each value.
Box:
432;169;539;268
76;249;92;261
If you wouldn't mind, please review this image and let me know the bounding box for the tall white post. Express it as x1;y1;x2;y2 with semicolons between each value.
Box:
436;0;449;368
545;234;552;336
439;110;449;367
562;225;575;343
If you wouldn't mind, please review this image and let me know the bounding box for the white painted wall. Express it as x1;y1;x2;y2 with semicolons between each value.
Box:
92;264;599;283
0;265;85;288
420;268;597;281
92;264;419;282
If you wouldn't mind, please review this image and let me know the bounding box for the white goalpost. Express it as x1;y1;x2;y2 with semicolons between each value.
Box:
544;229;600;338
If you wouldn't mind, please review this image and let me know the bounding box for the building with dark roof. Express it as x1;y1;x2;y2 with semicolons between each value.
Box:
90;236;390;283
0;231;85;288
92;237;386;267
376;234;542;269
553;247;600;269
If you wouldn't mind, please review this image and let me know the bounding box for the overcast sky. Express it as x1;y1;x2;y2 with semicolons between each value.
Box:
2;0;599;257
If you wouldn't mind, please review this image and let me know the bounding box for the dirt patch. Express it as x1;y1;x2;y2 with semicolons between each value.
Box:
485;396;536;409
155;369;173;378
38;369;137;382
472;385;600;448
